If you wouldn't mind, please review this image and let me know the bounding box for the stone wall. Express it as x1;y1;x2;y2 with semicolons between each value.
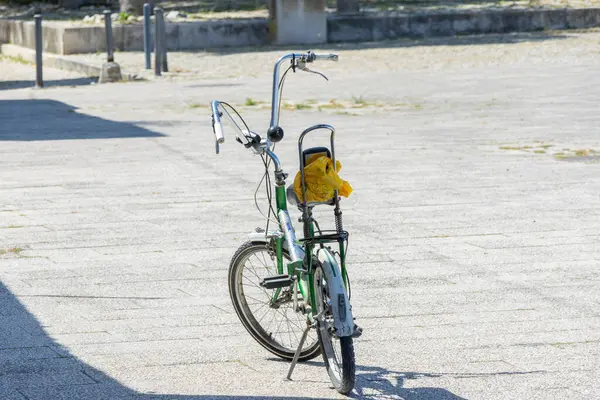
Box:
2;7;600;55
327;8;600;42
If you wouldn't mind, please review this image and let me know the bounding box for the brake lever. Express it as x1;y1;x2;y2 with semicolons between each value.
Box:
300;66;329;81
235;132;261;149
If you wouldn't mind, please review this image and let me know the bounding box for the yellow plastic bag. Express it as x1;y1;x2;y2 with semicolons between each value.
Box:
293;154;353;203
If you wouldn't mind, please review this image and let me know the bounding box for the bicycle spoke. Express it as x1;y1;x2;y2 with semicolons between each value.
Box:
231;245;320;360
248;301;269;317
259;252;273;275
272;310;287;341
241;274;271;298
252;253;273;276
246;259;268;282
243;293;272;305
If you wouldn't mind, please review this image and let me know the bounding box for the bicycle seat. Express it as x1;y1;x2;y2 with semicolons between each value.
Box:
286;185;336;208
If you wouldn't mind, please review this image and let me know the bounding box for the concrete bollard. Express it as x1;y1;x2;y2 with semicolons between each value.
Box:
271;0;327;45
98;10;122;83
34;14;43;88
143;3;151;70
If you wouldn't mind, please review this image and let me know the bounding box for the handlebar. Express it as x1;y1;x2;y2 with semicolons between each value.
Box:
269;52;338;132
211;51;338;153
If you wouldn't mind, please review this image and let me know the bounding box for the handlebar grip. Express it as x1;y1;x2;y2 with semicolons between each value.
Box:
214;121;224;144
314;53;339;62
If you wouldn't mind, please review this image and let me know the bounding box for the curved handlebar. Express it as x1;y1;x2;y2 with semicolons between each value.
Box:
211;52;339;154
269;52;338;129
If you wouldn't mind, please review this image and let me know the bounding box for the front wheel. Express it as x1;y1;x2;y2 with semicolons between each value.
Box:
314;263;356;395
228;241;321;361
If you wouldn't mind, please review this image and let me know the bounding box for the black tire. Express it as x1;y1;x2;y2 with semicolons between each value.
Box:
314;263;356;395
228;241;321;362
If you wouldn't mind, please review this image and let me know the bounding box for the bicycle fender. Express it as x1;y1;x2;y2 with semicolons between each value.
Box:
247;230;279;244
317;248;354;337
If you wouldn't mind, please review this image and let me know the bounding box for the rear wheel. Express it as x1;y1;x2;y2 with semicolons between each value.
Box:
314;263;356;394
228;241;321;361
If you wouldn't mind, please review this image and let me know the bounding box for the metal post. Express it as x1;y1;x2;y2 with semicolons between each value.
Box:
154;7;162;76
160;12;168;73
143;4;151;70
154;8;168;73
103;10;114;62
34;14;43;88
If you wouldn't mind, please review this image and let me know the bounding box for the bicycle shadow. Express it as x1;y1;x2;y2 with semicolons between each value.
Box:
352;364;547;399
269;357;470;399
353;366;468;400
270;357;547;399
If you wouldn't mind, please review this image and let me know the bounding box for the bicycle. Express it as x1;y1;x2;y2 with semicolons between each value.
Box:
210;51;362;395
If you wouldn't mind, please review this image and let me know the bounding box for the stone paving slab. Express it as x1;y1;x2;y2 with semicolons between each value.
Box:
1;29;600;399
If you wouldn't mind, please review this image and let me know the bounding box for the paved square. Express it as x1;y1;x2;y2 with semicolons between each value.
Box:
1;30;599;399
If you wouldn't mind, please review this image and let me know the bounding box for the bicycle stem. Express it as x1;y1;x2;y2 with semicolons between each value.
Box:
269;54;296;129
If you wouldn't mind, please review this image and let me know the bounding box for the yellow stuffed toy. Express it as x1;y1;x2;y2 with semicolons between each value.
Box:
293;154;353;203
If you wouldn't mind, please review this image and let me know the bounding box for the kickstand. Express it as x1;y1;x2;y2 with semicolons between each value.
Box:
286;323;311;381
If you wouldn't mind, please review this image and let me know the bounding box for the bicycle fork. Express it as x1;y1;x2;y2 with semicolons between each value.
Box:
286;247;362;381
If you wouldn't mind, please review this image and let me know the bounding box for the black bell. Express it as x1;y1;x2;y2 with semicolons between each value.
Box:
267;126;284;143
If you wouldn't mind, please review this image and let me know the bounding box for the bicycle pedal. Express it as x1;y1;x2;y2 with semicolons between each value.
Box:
260;274;294;289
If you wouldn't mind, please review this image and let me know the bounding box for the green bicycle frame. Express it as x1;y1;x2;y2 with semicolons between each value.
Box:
271;187;350;320
272;184;318;315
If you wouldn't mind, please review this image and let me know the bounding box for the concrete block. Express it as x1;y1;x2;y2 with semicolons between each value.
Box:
171;21;196;50
409;13;430;37
526;10;546;31
0;19;9;43
567;8;600;28
385;15;410;39
371;16;388;41
453;12;478;35
542;9;567;30
120;24;145;51
586;8;600;26
327;16;373;42
205;20;268;49
476;12;504;33
164;23;179;50
7;20;25;48
499;9;546;32
98;61;122;83
502;10;530;32
429;13;454;37
566;8;587;28
273;0;327;45
43;24;64;54
62;26;106;54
